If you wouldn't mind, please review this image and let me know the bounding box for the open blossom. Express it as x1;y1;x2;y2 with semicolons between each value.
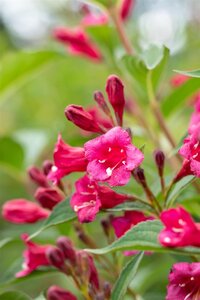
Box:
34;187;64;210
53;27;102;61
84;126;144;186
120;0;135;21
166;262;200;300
16;234;51;277
159;207;200;248
2;199;49;224
188;93;200;134
178;132;200;179
48;134;87;183
47;286;77;300
70;175;128;222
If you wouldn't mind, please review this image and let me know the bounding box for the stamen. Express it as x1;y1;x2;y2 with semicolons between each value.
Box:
122;160;126;165
179;283;186;287
164;237;171;243
172;227;183;233
99;159;106;163
108;147;112;152
74;200;96;212
178;219;186;226
190;277;194;281
120;149;124;153
51;166;58;172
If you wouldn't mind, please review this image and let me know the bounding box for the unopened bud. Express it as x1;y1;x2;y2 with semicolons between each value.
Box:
103;282;111;298
28;166;48;187
133;167;146;185
154;150;165;176
94;91;111;116
43;160;53;176
106;75;125;126
125;127;132;139
34;187;64;210
47;285;77;300
46;247;66;270
57;236;76;264
65;105;104;133
120;0;135;21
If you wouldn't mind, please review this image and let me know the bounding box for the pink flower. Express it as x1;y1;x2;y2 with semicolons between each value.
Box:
120;0;135;21
159;207;200;248
47;285;77;300
82;11;108;27
166;262;200;300
84;127;144;186
53;27;102;61
16;234;52;277
34;187;64;210
48;134;87;183
106;75;125;126
71;175;128;222
170;74;189;88
2;199;49;224
111;211;153;256
188;93;200;134
178;132;200;179
65;105;106;134
111;211;152;238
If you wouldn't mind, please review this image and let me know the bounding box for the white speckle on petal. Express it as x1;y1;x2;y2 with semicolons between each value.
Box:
190;277;194;281
179;283;186;287
51;166;58;172
108;147;112;152
164;237;171;243
106;167;112;176
99;159;106;163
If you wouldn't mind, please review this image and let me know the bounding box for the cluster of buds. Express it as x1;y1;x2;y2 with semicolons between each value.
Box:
2;161;65;224
16;233;111;300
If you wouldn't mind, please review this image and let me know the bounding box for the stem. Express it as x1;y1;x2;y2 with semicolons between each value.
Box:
160;175;165;197
108;6;133;55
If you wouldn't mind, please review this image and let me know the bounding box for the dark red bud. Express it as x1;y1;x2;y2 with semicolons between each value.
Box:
120;0;135;21
65;105;104;133
43;160;53;176
46;247;66;270
154;150;165;176
28;166;48;187
47;285;77;300
34;187;63;210
57;236;76;264
134;167;146;185
106;75;125;126
103;282;111;298
94;91;111;116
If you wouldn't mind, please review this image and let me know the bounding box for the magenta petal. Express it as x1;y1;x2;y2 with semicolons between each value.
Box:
107;165;131;186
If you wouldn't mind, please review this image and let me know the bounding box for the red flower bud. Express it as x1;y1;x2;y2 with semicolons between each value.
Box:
28;166;48;187
105;75;125;126
133;167;146;185
65;105;105;133
154;150;165;176
120;0;135;21
93;91;111;117
46;247;66;270
47;286;77;300
56;236;76;264
34;187;64;210
43;160;54;176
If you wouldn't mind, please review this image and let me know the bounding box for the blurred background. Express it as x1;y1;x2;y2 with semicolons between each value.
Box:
0;0;200;299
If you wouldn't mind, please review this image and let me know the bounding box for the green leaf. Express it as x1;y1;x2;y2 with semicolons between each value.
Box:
0;291;31;300
111;252;144;300
0;238;12;249
152;47;169;88
174;69;200;78
86;220;200;255
161;78;200;117
166;176;195;208
29;198;76;239
0;51;61;101
141;45;164;70
122;55;147;88
106;201;153;213
0;136;24;169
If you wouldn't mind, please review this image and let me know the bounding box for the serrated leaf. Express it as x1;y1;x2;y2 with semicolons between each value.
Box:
174;69;200;78
111;252;144;300
29;198;76;239
85;220;200;255
0;291;32;300
166;175;195;208
161;78;200;117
